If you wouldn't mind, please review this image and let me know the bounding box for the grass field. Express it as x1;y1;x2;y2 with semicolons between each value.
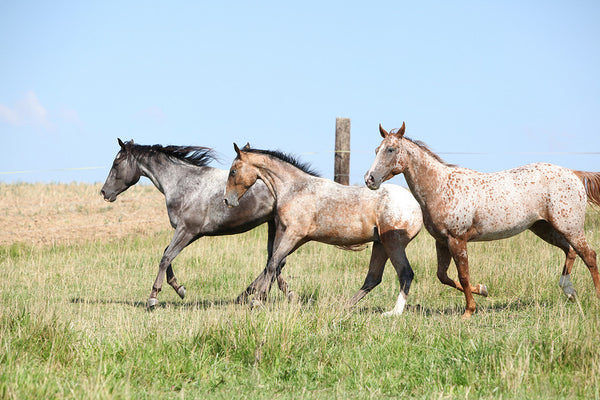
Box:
1;183;600;399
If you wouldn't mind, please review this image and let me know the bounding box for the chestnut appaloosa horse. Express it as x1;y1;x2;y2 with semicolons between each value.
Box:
223;144;422;315
101;139;292;309
365;122;600;318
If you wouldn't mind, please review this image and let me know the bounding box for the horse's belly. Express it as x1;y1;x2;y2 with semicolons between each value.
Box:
310;222;376;245
471;216;537;241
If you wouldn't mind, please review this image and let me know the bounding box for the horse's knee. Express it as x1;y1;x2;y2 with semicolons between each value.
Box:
361;275;382;291
437;270;453;285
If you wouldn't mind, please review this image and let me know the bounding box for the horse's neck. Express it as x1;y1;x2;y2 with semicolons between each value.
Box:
403;141;451;208
255;157;309;202
137;155;182;196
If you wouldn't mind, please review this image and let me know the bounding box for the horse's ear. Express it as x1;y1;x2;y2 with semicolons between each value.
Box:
396;121;406;138
118;138;126;149
242;142;251;151
233;143;242;159
379;124;389;138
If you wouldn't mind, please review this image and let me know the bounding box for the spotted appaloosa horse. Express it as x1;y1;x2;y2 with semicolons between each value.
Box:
365;122;600;318
223;144;423;315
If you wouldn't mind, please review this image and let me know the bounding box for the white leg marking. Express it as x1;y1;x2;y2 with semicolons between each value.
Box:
382;292;407;317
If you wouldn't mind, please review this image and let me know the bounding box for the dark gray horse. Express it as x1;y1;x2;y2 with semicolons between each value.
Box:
100;139;289;308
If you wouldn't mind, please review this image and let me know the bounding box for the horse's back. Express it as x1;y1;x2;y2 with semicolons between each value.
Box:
375;184;422;235
168;167;273;234
452;163;587;239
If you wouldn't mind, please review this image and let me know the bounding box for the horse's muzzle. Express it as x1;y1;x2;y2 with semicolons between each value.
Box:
223;193;239;208
100;189;117;202
364;172;381;190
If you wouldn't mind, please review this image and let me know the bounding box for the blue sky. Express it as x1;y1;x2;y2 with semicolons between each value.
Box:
1;1;599;186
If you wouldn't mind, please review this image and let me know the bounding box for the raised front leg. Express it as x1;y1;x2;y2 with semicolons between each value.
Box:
447;237;476;319
435;240;488;297
147;228;195;309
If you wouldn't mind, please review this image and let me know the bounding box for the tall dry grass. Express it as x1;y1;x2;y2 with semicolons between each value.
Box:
1;183;600;399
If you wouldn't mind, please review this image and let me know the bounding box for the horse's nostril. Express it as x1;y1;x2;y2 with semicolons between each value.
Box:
100;190;105;197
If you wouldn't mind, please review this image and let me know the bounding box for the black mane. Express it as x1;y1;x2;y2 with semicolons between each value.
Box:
244;148;321;177
126;141;217;167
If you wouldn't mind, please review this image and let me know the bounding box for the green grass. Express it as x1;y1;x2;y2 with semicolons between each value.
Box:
1;211;600;399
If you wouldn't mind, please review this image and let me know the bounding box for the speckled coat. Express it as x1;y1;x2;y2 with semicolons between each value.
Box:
365;123;600;318
224;144;423;316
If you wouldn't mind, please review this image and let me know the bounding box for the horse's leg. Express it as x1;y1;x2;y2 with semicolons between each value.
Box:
447;237;476;319
435;240;488;297
163;249;186;300
561;232;600;298
346;241;388;309
165;263;186;299
380;233;414;316
254;231;302;303
528;221;577;299
147;227;195;309
236;220;291;303
275;256;293;301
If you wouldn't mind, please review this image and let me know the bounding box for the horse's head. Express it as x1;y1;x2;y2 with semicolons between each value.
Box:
100;138;141;202
364;122;407;190
223;143;258;208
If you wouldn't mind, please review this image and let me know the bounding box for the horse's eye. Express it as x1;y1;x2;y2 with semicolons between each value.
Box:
230;169;236;176
386;147;395;153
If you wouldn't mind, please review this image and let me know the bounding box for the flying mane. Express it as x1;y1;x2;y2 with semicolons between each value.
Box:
243;147;321;177
125;141;217;167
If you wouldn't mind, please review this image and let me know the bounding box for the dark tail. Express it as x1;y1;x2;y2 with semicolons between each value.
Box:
573;170;600;207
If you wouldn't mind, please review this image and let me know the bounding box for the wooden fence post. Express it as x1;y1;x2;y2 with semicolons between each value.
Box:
334;117;351;185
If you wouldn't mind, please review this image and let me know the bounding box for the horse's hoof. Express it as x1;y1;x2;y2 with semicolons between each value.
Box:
381;310;400;317
177;285;186;300
286;291;297;302
561;286;577;301
249;299;263;309
565;291;577;301
479;284;488;297
461;311;474;320
147;298;159;310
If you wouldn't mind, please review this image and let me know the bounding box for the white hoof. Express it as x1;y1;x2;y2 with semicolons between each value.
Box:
382;310;401;317
479;284;488;297
177;285;186;300
147;297;159;309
